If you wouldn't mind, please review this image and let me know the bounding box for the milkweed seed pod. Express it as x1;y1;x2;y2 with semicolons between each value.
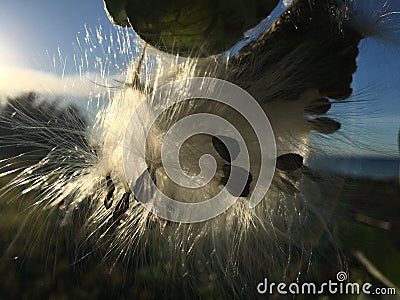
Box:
1;0;399;298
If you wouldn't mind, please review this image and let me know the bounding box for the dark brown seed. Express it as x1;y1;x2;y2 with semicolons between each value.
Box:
104;175;115;209
276;153;303;171
112;192;131;222
304;98;331;115
308;117;341;134
212;136;240;162
220;164;253;197
321;87;353;100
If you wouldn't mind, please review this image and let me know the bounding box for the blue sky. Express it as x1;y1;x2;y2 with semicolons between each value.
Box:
0;0;110;69
0;0;399;157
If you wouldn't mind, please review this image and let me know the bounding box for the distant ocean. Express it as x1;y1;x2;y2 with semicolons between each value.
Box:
308;156;400;179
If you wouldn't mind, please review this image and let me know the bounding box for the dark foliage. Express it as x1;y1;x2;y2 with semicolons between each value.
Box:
0;92;87;160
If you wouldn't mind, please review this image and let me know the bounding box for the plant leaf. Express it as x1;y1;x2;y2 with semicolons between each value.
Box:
103;0;280;56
